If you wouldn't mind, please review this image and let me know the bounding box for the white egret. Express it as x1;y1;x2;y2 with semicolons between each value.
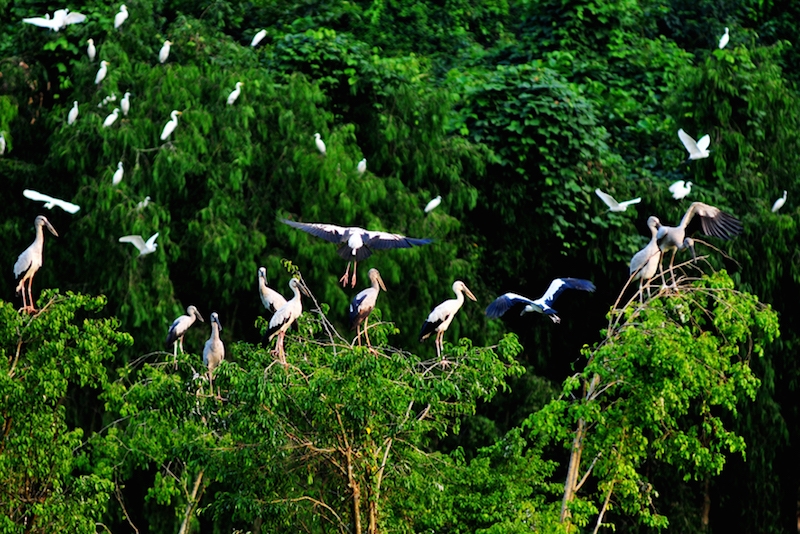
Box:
718;27;729;49
250;29;266;47
594;188;641;212
87;38;96;61
23;9;85;31
14;216;58;313
226;82;243;105
23;190;80;214
114;5;128;29
166;305;204;356
357;158;367;175
102;108;120;128
678;129;710;160
771;190;787;213
349;268;387;349
263;278;310;364
424;195;442;213
0;132;5;156
314;132;326;155
120;92;131;116
97;93;116;108
486;278;596;324
136;196;151;210
669;180;693;200
160;110;181;141
67;101;79;125
94;60;109;84
119;232;159;257
112;162;124;185
159;40;172;63
281;219;433;287
420;281;477;359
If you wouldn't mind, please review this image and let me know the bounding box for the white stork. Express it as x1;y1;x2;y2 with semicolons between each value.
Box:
594;188;641;212
23;190;80;214
677;129;710;161
203;312;224;395
165;305;204;357
629;216;662;300
14;216;58;314
349;268;387;349
419;280;476;359
281;219;432;287
257;267;287;314
263;278;309;365
486;278;595;324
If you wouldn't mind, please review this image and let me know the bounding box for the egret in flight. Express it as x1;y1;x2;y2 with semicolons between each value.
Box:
23;190;80;214
678;129;710;161
119;232;159;256
594;188;641;212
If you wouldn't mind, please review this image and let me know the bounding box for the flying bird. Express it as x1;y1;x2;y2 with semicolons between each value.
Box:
420;281;476;359
226;82;243;105
102;108;120;128
257;267;287;314
669;180;693;200
119;232;159;256
357;158;367;175
486;278;596;324
718;27;730;49
281;219;433;287
314;133;326;155
263;278;309;365
594;188;641;212
629;216;662;300
158;40;172;63
165;305;204;357
424;195;442;213
678;129;710;161
23;9;86;31
114;4;128;29
250;29;266;47
771;190;787;213
203;312;224;394
23;190;80;214
14;216;58;313
95;60;110;84
120;92;131;116
67;101;79;125
349;268;387;349
87;38;96;61
112;161;124;185
160;110;181;140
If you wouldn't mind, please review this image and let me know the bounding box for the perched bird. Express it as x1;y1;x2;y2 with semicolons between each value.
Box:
719;27;730;49
160;110;181;141
669;180;693;200
112;161;124;185
281;219;433;287
87;38;96;61
102;108;120;128
95;60;109;84
136;196;151;210
14;216;58;314
486;278;596;324
424;195;442;213
120;92;131;116
263;278;309;365
357;158;367;175
420;281;477;359
678;129;710;161
165;305;204;356
314;133;326;155
250;29;266;47
349;268;387;349
203;312;224;394
629;216;662;300
119;232;159;256
771;190;788;213
0;132;5;156
158;40;172;63
67;101;79;125
595;188;641;212
23;9;85;31
114;5;128;29
98;93;116;108
257;267;288;315
226;82;243;105
657;202;743;285
23;190;80;214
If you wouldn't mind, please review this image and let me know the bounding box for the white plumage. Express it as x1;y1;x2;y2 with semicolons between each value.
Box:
159;40;172;63
314;132;326;155
114;5;128;29
424;195;442;213
120;92;131;116
357;158;367;175
718;27;729;49
250;29;266;47
160;110;181;140
165;305;204;356
23;189;80;214
257;267;288;314
771;190;787;213
264;278;309;365
14;216;58;313
203;312;225;393
629;216;662;299
23;9;86;31
669;180;693;200
486;278;596;324
0;132;5;156
119;232;159;256
112;161;124;185
102;108;120;128
67;101;79;125
87;38;96;61
594;188;641;212
95;60;109;84
419;281;477;359
227;82;243;105
677;129;710;161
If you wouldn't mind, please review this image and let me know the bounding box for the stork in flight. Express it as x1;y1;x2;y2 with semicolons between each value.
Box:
486;278;595;324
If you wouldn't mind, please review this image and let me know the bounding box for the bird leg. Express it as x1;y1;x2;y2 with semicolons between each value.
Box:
339;262;352;287
350;261;358;288
668;250;678;288
26;277;36;313
17;279;28;313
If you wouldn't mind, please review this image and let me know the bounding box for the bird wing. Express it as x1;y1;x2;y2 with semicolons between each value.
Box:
13;250;33;278
365;231;433;250
536;278;596;308
668;180;684;194
23;16;58;29
594;189;621;210
696;134;711;152
619;197;642;208
260;286;287;314
684;202;743;240
119;235;146;252
348;289;372;329
281;219;348;243
23;190;80;213
64;12;86;25
677;129;701;156
485;293;535;319
145;232;160;248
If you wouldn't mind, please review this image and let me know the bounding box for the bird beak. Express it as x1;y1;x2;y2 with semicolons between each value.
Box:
377;273;387;292
215;315;222;331
45;219;58;237
299;281;311;297
197;312;205;323
465;287;477;302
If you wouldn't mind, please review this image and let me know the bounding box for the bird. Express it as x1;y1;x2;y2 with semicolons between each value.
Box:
14;216;58;314
160;110;181;141
420;281;477;359
719;27;730;49
771;190;787;213
136;196;151;210
424;195;442;213
67;101;79;125
594;188;641;212
159;40;172;63
23;9;85;31
669;180;693;200
120;92;131;116
114;5;128;29
23;190;80;214
314;133;326;155
165;305;204;357
250;29;266;47
629;216;662;300
203;312;225;394
263;278;309;365
95;61;109;84
349;268;387;349
226;82;243;105
281;219;433;287
98;93;116;108
87;38;96;61
486;278;596;324
656;202;743;286
22;13;57;30
119;232;159;257
112;161;124;185
257;267;288;315
678;129;710;161
357;158;367;175
102;108;120;128
0;132;5;156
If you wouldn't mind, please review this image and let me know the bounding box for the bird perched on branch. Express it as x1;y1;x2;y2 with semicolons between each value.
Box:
420;280;477;359
166;305;204;357
14;216;58;314
349;268;387;349
203;312;224;395
263;278;309;365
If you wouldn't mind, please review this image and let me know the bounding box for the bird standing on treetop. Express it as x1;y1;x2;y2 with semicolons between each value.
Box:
68;101;79;125
314;133;326;155
629;216;662;300
486;278;596;324
14;216;58;314
420;280;477;360
719;27;730;49
165;305;204;358
87;38;96;61
102;108;120;128
263;278;309;365
257;267;287;315
227;82;243;105
349;268;387;350
203;312;224;395
120;92;131;116
159;40;172;63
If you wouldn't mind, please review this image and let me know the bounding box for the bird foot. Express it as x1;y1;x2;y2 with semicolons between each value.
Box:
339;273;349;287
18;305;36;315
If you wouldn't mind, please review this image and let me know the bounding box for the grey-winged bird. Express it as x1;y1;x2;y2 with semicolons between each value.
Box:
486;278;595;324
629;216;662;300
349;268;387;349
166;305;204;360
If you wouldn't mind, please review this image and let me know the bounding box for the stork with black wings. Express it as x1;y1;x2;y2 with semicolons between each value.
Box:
486;278;596;324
